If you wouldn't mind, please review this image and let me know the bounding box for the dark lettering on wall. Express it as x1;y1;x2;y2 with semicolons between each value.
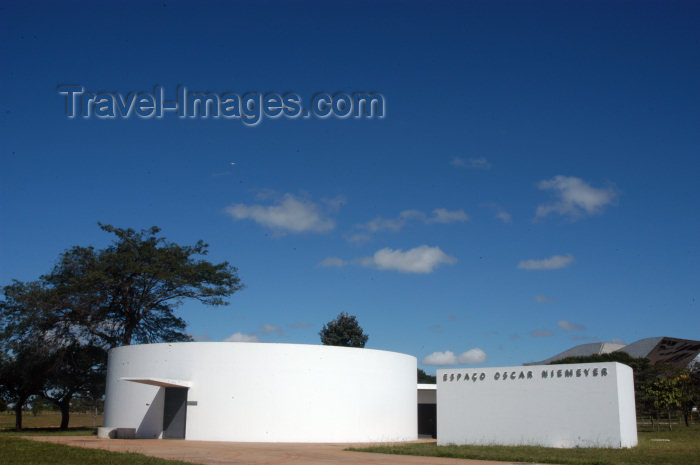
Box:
441;366;614;383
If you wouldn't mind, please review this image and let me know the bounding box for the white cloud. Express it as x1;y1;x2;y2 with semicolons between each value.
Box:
224;332;259;342
536;175;618;219
288;321;312;329
557;319;586;332
496;210;512;223
428;208;470;224
344;232;372;244
224;323;284;342
225;193;335;233
321;245;457;274
370;246;457;274
458;348;488;364
355;208;468;237
191;332;212;341
422;348;487;366
363;215;409;233
481;203;512;224
610;338;626;345
423;350;457;365
468;157;492;169
534;295;556;303
518;254;574;270
450;157;467;168
322;195;346;211
317;257;347;268
258;323;284;336
451;156;492;169
531;329;554;338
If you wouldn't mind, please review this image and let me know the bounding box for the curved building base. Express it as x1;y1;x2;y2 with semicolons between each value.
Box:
103;342;417;442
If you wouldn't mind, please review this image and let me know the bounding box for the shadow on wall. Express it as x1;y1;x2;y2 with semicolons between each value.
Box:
138;388;165;438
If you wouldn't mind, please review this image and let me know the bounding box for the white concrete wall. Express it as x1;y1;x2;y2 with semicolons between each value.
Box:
104;342;417;442
437;362;637;448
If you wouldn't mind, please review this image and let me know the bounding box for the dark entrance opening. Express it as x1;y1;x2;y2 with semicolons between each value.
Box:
417;403;436;438
163;387;188;439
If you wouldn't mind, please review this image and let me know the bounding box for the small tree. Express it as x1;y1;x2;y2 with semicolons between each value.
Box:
1;280;107;430
0;281;55;430
319;312;368;348
30;396;45;416
676;364;700;427
645;377;683;431
418;369;436;384
43;343;107;429
0;345;53;430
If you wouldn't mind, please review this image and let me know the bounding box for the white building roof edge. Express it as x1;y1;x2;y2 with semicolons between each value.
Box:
121;377;193;388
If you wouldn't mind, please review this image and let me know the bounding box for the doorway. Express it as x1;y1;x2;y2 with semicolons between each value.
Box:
163;387;188;439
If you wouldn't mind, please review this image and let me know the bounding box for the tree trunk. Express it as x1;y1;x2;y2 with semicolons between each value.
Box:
59;400;71;430
14;401;23;430
667;409;672;431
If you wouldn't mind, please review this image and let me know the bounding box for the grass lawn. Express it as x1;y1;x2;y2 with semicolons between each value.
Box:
0;411;102;430
0;436;194;465
2;413;698;465
350;425;700;465
0;412;192;465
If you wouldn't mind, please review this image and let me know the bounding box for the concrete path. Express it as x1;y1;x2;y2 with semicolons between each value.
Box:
27;436;532;465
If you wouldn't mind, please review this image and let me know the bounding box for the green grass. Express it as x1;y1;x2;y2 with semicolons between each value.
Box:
0;427;97;437
0;437;194;465
349;426;700;465
0;411;102;430
0;412;101;437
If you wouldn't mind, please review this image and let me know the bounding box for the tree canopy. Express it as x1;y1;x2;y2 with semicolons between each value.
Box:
0;281;57;429
319;312;368;348
44;223;244;347
418;368;436;384
0;223;244;430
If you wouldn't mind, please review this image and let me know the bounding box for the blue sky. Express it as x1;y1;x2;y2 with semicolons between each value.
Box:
1;1;698;372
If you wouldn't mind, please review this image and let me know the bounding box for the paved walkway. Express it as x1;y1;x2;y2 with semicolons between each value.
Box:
27;436;529;465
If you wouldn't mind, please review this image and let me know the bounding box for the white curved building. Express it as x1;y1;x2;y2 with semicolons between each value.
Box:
103;342;417;442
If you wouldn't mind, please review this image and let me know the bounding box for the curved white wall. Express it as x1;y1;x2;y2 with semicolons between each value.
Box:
103;342;417;442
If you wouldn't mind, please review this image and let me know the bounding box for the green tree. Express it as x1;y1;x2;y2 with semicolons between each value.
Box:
319;312;368;348
418;369;436;384
30;396;45;416
0;281;55;430
645;376;682;430
43;343;107;429
45;223;244;347
0;344;54;430
676;363;700;427
1;223;243;429
1;280;107;430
